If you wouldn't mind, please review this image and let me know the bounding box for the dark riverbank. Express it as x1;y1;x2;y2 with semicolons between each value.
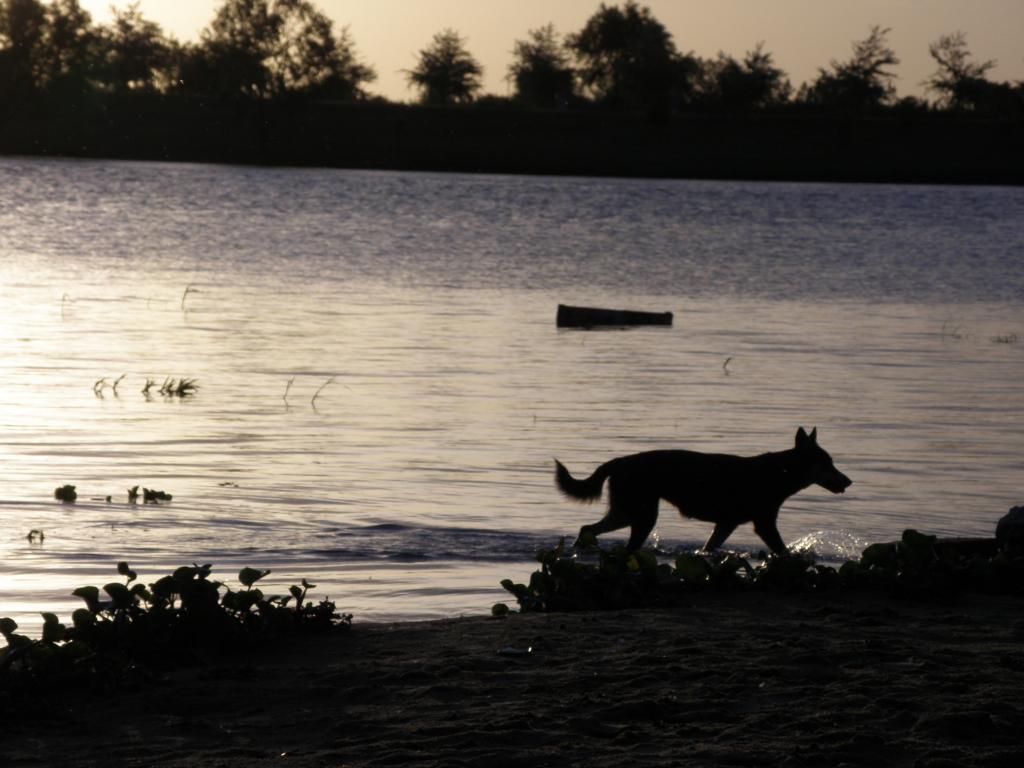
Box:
2;95;1022;185
5;590;1024;767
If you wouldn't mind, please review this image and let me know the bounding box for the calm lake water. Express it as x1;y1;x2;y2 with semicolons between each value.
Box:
1;157;1022;629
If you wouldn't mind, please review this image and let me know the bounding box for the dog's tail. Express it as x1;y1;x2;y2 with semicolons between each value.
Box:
554;459;613;503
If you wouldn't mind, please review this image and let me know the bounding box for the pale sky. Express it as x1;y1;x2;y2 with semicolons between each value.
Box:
79;1;1024;101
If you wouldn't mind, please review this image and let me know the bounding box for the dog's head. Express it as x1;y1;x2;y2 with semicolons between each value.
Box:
794;427;852;494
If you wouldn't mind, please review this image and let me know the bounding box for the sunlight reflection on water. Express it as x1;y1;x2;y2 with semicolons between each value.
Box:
789;530;873;563
1;158;1022;630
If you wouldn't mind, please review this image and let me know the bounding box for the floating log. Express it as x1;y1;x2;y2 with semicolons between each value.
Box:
556;304;673;328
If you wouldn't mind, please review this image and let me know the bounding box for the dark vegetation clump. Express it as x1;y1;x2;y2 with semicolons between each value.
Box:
127;486;172;504
53;485;171;505
499;529;1024;613
53;485;77;503
0;563;351;704
143;488;171;504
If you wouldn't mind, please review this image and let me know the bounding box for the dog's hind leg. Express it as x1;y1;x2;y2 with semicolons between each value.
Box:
575;512;630;547
576;483;658;549
626;497;659;551
702;521;738;553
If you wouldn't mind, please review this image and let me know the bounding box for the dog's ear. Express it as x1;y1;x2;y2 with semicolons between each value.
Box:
809;427;818;443
795;427;809;447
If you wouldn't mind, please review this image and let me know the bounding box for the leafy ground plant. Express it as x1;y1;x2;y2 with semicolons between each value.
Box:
0;562;351;699
498;530;1024;613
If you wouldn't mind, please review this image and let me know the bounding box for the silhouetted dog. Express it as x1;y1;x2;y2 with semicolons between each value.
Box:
555;427;851;554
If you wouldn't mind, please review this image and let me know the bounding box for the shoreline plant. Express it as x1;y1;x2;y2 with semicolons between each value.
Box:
1;563;351;701
498;529;1024;613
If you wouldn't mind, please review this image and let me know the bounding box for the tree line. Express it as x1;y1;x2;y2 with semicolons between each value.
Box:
1;0;1021;119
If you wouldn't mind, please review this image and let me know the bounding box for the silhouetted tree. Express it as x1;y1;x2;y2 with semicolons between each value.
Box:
265;4;374;98
566;1;697;115
39;0;97;89
406;29;483;105
508;24;575;108
0;0;46;97
924;31;1017;114
698;42;791;110
99;3;173;91
197;0;374;98
800;25;899;112
199;0;276;96
305;25;376;99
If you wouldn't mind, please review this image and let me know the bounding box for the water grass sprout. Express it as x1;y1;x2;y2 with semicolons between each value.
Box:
181;284;199;310
157;378;199;398
175;378;199;397
311;376;336;410
94;374;127;397
96;376;200;399
941;320;965;340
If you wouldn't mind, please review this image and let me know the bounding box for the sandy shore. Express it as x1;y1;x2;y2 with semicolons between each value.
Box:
4;590;1024;767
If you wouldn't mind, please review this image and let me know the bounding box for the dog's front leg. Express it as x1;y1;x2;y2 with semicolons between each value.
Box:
753;518;787;555
702;521;738;553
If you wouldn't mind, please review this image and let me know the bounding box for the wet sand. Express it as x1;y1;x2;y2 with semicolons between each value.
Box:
4;590;1024;767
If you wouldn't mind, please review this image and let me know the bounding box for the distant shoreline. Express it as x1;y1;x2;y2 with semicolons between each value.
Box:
3;97;1022;186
